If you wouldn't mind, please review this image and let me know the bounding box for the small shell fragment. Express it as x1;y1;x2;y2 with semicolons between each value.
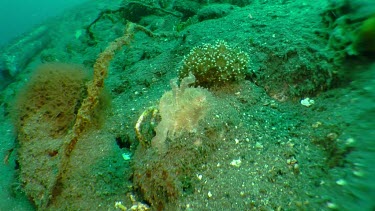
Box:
301;98;315;107
208;191;213;198
122;152;132;161
230;159;242;167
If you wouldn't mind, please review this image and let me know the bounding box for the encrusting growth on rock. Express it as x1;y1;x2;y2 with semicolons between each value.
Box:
13;21;157;209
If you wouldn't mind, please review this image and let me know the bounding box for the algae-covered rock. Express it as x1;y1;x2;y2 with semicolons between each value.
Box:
353;15;375;54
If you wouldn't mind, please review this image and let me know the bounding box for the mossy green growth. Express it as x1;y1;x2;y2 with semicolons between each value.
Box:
178;40;249;88
353;15;375;54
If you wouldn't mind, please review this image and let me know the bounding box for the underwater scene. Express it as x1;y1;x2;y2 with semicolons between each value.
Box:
0;0;374;210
